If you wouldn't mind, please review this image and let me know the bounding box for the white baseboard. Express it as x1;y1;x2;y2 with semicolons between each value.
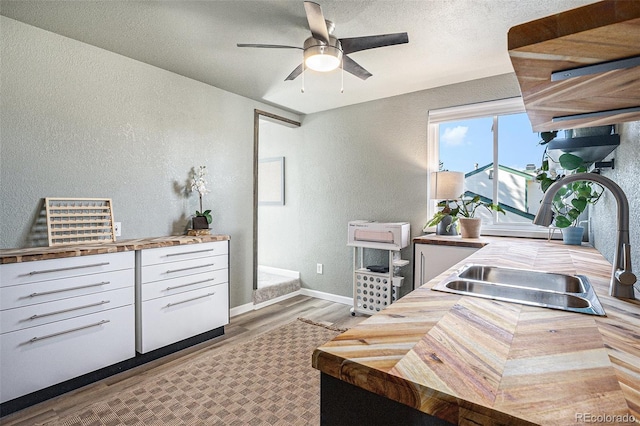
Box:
300;288;352;305
229;302;254;317
257;265;300;279
253;289;302;310
229;288;352;318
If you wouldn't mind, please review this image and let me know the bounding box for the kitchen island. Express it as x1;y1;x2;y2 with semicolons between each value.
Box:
313;237;639;425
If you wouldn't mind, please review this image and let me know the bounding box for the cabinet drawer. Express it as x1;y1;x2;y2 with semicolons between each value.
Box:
140;241;228;266
1;287;133;334
136;283;228;354
0;305;135;403
140;269;228;302
140;254;228;284
0;268;133;311
0;252;134;287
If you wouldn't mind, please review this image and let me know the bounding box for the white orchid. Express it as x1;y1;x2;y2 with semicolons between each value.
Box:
190;165;209;196
190;166;212;224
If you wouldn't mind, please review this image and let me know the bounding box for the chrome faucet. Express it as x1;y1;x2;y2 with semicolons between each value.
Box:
533;172;637;299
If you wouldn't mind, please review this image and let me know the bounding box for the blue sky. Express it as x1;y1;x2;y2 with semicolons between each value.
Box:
439;112;547;174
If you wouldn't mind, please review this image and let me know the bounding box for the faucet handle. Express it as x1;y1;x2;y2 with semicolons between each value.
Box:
615;269;637;286
615;243;636;286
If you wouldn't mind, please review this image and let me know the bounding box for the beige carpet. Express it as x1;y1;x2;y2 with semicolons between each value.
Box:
43;319;344;426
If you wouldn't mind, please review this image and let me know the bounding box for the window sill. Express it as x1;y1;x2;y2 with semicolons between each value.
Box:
423;225;563;240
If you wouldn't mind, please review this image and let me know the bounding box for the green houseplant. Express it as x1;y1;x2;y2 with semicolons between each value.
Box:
427;194;505;238
535;140;604;244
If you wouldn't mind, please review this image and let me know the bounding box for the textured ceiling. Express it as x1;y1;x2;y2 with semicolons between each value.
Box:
1;0;597;115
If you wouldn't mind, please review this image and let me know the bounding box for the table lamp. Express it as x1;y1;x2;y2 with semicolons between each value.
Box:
431;171;464;235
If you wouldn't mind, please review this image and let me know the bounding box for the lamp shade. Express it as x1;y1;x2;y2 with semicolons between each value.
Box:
431;171;464;200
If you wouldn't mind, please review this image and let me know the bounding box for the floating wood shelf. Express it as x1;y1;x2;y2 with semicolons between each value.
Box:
508;0;640;132
45;197;116;246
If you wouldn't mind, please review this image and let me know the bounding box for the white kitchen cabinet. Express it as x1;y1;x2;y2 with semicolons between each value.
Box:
0;251;135;403
413;243;478;288
135;241;229;354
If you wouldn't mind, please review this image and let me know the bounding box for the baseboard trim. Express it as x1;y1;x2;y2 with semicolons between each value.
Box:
300;288;352;305
257;265;300;279
230;289;352;318
229;302;254;317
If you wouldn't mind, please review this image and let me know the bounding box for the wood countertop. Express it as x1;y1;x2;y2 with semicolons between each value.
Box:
413;234;494;248
313;238;640;425
0;235;230;264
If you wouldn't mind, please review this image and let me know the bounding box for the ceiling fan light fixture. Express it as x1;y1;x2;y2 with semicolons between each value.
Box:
303;37;343;72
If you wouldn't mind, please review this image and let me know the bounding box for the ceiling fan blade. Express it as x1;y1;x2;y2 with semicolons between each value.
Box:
237;43;302;50
343;55;372;80
303;1;330;44
285;63;304;81
340;33;409;55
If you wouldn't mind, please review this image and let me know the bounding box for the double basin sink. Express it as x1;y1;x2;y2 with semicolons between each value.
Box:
432;264;605;316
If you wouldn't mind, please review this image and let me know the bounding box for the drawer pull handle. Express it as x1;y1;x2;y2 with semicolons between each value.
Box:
165;293;214;308
29;300;110;320
28;319;110;343
28;262;110;276
165;249;214;257
29;281;110;297
166;263;215;274
166;278;214;291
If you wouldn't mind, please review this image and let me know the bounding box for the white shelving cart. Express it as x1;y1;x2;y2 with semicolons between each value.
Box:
347;221;410;316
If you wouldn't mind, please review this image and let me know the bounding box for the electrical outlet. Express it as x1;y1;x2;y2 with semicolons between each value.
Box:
114;222;122;237
316;263;323;274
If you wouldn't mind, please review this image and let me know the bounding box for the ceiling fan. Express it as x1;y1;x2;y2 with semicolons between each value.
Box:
237;1;409;81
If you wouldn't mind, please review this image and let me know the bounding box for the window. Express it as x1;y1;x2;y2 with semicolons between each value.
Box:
427;98;555;238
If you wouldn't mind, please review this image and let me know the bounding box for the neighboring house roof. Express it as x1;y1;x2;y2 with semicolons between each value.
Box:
464;190;535;220
465;163;535;180
464;162;537;220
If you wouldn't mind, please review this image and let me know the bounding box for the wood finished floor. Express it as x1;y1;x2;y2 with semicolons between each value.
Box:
1;295;363;426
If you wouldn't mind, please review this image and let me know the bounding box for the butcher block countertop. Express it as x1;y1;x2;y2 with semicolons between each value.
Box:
313;237;640;425
0;235;230;264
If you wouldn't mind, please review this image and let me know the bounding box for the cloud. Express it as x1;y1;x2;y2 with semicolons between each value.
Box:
441;126;468;146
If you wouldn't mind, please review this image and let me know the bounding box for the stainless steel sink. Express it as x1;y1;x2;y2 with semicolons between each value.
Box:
458;265;585;293
432;264;606;316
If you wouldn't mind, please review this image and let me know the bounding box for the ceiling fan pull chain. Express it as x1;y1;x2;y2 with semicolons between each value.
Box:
301;63;305;93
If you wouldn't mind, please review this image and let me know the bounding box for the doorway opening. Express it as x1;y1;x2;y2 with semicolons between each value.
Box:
253;110;301;304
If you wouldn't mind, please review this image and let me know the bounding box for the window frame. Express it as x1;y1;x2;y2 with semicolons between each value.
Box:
426;97;553;239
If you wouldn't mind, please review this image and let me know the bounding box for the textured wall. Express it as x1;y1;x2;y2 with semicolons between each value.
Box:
275;77;522;298
0;16;299;308
591;121;640;297
1;15;525;305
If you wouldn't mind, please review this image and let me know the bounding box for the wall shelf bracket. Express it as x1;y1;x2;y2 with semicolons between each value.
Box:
595;159;615;170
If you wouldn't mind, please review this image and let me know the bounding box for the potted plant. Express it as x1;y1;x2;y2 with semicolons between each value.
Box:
427;194;505;238
190;165;212;230
536;152;603;245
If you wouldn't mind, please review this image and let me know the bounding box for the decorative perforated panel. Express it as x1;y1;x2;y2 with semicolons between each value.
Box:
354;271;398;314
